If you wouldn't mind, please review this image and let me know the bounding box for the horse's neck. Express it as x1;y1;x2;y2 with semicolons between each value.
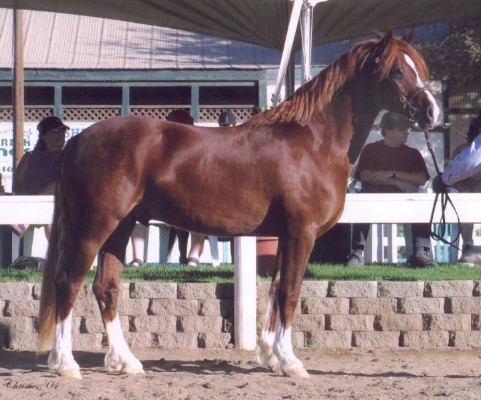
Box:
347;90;380;164
347;115;378;164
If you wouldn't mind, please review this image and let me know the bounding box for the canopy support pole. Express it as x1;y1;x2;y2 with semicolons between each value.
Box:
273;0;303;105
273;0;322;106
300;3;313;83
13;8;24;171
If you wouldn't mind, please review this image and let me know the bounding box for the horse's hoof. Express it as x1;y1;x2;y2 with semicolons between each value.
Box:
257;346;281;373
120;364;145;375
269;362;282;373
267;357;282;373
57;368;82;379
106;358;145;375
283;366;310;378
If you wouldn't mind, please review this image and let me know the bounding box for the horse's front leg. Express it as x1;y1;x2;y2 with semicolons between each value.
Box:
93;217;144;375
273;232;314;378
257;242;283;372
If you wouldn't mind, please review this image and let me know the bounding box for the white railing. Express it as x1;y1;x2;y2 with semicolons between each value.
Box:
1;193;481;349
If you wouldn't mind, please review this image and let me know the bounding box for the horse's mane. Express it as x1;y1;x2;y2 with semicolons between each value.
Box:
245;34;429;128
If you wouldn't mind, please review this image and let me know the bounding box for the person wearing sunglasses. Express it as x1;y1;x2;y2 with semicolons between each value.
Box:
13;115;69;239
346;111;436;268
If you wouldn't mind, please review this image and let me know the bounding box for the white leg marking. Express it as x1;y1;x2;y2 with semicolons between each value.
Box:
48;312;82;379
274;326;309;378
257;296;281;372
404;54;440;125
104;314;144;374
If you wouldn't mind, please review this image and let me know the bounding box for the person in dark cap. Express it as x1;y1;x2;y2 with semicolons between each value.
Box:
166;109;194;125
180;111;239;266
346;111;436;268
127;108;199;268
186;110;239;266
164;109;196;265
128;109;196;267
215;110;237;262
14;115;68;196
218;110;237;127
12;115;69;239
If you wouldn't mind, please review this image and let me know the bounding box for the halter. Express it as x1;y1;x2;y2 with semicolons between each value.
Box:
388;76;430;122
376;58;461;251
374;55;430;122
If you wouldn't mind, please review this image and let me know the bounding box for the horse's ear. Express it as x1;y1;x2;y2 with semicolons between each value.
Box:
380;28;393;47
402;28;416;43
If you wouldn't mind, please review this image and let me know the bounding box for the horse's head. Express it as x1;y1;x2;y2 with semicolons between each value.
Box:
360;29;440;130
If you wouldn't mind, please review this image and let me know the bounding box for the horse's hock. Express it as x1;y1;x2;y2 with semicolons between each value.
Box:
0;281;479;351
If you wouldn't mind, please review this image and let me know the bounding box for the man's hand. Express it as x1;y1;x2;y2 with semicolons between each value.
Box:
394;180;418;193
432;174;448;193
369;170;394;184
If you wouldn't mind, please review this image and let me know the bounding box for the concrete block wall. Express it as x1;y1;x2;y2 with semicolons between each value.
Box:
0;282;234;351
257;280;480;349
0;280;479;351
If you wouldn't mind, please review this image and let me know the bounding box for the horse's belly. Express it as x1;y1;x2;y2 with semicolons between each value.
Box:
143;190;270;236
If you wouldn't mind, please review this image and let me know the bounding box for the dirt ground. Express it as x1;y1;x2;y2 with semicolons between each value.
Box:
0;347;479;400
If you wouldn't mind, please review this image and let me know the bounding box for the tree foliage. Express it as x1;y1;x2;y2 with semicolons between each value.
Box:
418;17;481;82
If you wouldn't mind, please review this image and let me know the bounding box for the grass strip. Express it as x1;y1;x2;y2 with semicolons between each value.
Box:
0;263;479;283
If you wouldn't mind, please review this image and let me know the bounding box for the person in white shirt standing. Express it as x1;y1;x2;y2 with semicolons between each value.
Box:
435;112;481;266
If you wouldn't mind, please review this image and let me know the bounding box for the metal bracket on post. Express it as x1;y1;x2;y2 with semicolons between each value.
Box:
300;1;313;83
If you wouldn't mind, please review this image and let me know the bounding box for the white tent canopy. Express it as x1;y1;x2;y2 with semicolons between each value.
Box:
1;0;480;50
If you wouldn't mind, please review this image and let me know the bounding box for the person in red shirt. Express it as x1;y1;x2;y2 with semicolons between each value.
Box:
346;112;437;268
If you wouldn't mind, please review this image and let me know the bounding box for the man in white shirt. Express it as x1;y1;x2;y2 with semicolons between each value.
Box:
436;112;481;266
442;134;481;186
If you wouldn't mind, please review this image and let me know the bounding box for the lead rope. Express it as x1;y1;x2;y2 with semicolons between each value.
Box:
424;130;461;250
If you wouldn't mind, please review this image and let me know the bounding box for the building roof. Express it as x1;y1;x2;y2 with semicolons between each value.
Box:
0;9;282;70
0;8;353;71
0;8;453;73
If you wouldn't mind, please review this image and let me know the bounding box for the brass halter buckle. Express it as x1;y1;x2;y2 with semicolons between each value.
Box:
399;94;418;121
389;76;429;123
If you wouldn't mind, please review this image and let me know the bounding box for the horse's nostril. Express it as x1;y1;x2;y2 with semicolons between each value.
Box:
426;105;436;124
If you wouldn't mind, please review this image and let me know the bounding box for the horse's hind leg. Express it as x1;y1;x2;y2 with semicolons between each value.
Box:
46;237;100;379
257;243;283;372
92;214;144;375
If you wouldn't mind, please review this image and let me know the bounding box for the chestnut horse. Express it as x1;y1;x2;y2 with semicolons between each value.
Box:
38;29;439;379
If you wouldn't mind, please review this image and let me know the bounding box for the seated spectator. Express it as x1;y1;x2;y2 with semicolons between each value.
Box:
0;175;25;237
127;109;195;267
165;109;194;265
437;111;481;266
346;111;437;268
186;110;237;266
127;222;148;267
13;116;68;240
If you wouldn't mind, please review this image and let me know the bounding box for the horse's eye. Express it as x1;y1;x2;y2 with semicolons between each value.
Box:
390;68;403;78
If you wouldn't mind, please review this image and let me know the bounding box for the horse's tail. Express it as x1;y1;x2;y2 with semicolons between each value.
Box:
37;164;69;352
